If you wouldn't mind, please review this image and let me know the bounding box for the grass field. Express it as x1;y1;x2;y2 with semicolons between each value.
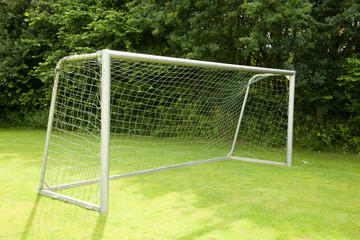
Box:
0;128;359;239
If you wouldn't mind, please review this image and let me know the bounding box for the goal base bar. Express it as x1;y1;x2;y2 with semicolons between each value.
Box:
230;156;287;166
42;156;287;193
38;157;230;212
39;189;100;212
38;156;286;212
110;156;229;181
44;156;229;192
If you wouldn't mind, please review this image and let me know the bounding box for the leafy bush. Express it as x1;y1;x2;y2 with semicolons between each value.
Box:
294;116;360;153
0;109;48;128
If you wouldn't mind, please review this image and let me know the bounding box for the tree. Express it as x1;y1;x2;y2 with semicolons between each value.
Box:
0;0;35;113
338;55;360;118
337;55;360;151
0;0;358;151
0;0;133;124
295;0;360;121
126;0;313;68
24;0;132;90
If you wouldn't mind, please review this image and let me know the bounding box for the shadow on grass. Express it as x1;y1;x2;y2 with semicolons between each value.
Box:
176;224;219;240
20;194;108;239
21;195;41;240
91;214;108;240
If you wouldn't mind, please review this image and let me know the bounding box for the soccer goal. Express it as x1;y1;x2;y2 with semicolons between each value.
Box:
38;50;295;213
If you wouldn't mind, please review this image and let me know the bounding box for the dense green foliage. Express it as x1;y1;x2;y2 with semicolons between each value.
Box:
0;0;359;152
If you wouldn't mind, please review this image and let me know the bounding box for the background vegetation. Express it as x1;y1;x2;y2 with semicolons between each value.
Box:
0;0;359;152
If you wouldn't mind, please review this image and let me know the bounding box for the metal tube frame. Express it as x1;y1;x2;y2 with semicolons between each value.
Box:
228;74;276;157
100;50;111;214
38;63;62;192
286;74;296;166
228;73;295;166
38;49;296;213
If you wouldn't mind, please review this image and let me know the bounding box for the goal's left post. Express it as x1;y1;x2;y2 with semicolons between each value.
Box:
38;62;62;193
38;52;105;212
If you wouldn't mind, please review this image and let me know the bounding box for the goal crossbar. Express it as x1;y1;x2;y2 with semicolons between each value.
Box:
57;50;296;75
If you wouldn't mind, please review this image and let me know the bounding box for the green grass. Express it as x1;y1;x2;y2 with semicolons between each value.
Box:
0;128;359;239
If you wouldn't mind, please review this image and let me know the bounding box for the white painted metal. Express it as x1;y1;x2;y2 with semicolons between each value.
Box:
248;73;278;85
100;50;111;214
109;157;229;181
107;50;295;75
39;49;296;213
47;178;100;192
38;65;61;192
286;74;296;167
230;156;287;166
39;189;100;212
44;157;230;192
51;50;295;75
228;85;250;157
228;74;276;157
57;52;102;63
45;154;288;196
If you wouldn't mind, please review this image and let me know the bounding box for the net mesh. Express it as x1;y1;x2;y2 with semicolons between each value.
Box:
45;58;102;205
42;55;290;207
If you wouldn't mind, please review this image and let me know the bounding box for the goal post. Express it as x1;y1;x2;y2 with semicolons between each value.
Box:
100;50;111;214
38;49;295;213
228;73;295;167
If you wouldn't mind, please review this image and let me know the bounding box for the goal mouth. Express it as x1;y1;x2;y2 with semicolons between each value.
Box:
38;50;295;213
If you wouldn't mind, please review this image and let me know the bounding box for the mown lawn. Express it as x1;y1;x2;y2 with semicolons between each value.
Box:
0;128;359;239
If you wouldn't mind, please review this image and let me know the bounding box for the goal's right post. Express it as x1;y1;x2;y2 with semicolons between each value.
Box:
286;74;296;167
228;73;295;166
100;50;111;214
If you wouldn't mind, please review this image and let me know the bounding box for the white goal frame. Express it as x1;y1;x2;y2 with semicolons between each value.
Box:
38;49;295;214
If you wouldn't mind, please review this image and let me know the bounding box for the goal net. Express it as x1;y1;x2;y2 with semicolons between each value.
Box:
38;50;295;213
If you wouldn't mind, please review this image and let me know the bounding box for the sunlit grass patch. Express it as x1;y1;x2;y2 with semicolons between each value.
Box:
0;128;359;239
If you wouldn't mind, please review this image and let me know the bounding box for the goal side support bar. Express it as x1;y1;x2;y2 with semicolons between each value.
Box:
228;73;295;167
38;52;103;193
38;64;62;192
39;189;100;212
